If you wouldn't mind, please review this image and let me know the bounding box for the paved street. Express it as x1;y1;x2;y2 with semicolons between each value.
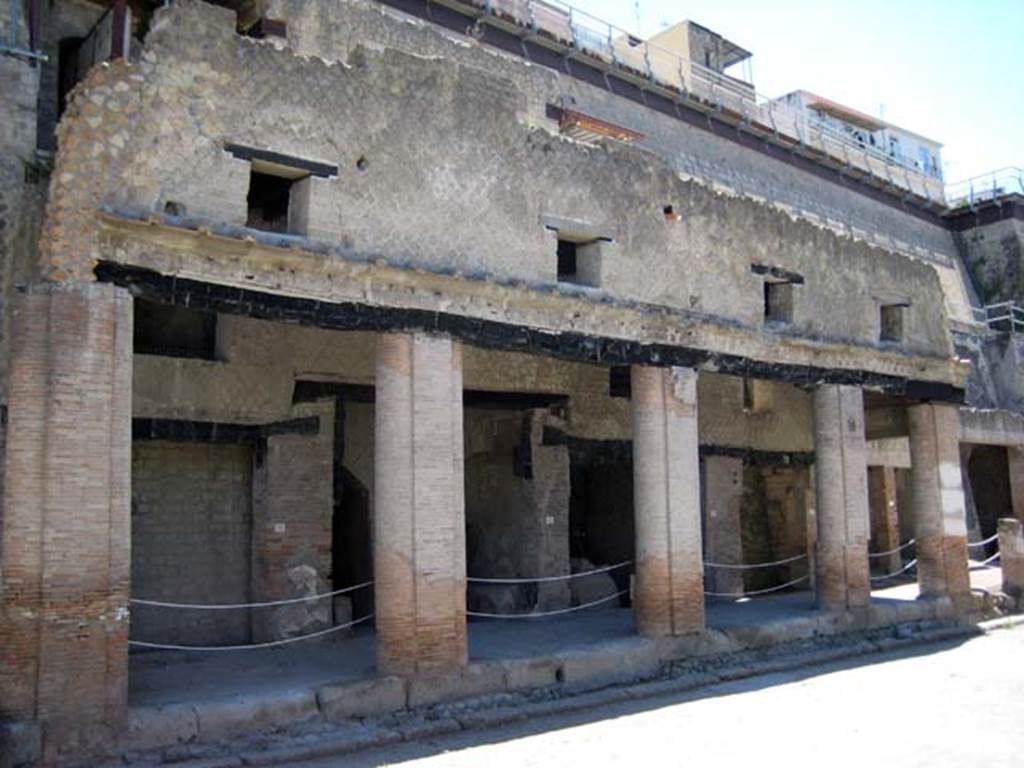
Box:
285;627;1024;768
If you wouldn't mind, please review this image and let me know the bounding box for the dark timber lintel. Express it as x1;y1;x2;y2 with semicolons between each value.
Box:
96;262;964;404
224;143;339;178
294;379;569;410
132;416;320;443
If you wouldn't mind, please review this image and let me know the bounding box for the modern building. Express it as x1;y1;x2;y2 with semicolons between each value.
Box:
1;0;1023;764
771;90;944;180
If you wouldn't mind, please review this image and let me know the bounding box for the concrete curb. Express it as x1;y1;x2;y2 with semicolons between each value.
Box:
158;618;1017;767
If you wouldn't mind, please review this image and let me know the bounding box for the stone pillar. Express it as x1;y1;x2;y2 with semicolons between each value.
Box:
374;333;466;676
813;385;870;614
1007;446;1024;523
631;366;704;637
907;403;971;609
0;283;132;757
868;466;902;574
703;455;744;595
998;518;1024;605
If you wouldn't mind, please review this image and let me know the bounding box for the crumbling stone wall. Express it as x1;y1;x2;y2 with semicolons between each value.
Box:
269;0;971;329
39;0;959;371
955;217;1024;306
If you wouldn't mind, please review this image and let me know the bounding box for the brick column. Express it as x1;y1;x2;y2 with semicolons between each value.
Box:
1007;446;1024;523
907;403;971;608
868;466;902;574
374;333;466;676
813;385;870;613
0;283;132;754
631;366;704;637
998;518;1024;605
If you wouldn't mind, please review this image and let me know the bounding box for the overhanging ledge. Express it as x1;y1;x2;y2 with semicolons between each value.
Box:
95;261;965;404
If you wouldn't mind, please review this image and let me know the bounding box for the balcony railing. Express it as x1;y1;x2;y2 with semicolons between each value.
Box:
441;0;946;204
972;302;1024;333
946;168;1024;208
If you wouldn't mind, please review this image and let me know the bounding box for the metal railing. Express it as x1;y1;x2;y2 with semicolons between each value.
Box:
453;0;945;203
971;301;1024;333
946;167;1024;208
1;0;45;60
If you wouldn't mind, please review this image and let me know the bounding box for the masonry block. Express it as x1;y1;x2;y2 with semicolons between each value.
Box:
631;366;704;637
316;676;407;721
374;333;467;676
0;282;132;757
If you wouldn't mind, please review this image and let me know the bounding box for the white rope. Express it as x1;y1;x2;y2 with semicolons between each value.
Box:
130;580;374;610
703;553;807;570
870;559;918;582
467;589;629;618
868;539;916;559
970;551;1002;569
467;561;632;585
127;613;375;652
967;533;1000;548
704;573;809;598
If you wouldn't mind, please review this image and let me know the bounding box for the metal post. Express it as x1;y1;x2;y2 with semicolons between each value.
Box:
9;0;18;47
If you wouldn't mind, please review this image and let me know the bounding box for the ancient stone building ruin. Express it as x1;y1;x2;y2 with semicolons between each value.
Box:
1;0;1023;763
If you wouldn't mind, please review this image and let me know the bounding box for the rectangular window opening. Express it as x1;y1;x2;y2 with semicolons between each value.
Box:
246;166;310;235
763;281;794;325
555;235;605;288
880;304;906;343
134;300;218;360
557;239;578;281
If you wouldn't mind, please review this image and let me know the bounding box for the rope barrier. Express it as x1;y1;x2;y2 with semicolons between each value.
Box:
703;553;807;570
127;613;375;652
967;533;1000;548
130;580;374;611
970;551;1001;569
704;573;809;598
467;561;632;585
467;589;629;619
869;559;918;582
868;539;916;559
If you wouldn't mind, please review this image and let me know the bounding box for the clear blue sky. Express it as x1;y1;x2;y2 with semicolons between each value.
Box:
572;0;1023;183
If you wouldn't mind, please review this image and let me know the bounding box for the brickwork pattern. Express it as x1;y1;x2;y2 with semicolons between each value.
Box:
0;283;132;755
998;518;1024;601
131;441;253;646
907;403;971;607
374;333;467;675
253;399;335;641
813;385;870;613
631;365;704;637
